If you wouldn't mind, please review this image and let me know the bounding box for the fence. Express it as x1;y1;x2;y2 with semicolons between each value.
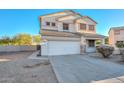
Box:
0;45;37;52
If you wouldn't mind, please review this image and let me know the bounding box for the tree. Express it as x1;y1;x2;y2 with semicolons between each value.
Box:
13;33;32;45
0;36;11;45
33;35;41;44
95;40;102;46
105;37;109;44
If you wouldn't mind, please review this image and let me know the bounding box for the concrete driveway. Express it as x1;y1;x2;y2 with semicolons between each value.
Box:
50;54;124;83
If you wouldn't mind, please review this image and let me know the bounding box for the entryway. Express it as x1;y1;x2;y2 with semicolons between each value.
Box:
86;40;96;52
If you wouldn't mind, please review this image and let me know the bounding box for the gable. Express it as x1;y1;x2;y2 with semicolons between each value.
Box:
40;10;75;18
75;16;97;25
41;12;68;18
57;14;81;22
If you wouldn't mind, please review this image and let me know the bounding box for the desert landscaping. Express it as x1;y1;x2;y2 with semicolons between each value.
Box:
0;51;58;83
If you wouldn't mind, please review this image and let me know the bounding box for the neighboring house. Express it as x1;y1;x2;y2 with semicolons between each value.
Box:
109;26;124;48
39;10;106;56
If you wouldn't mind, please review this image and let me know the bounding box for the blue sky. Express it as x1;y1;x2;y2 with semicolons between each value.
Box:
0;9;124;37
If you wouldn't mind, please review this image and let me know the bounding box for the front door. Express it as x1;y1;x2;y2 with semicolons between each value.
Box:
86;40;96;52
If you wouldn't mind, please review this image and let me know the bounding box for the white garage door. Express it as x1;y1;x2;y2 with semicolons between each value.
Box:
48;41;80;56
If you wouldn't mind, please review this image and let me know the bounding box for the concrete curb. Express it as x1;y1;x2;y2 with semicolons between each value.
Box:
49;57;64;83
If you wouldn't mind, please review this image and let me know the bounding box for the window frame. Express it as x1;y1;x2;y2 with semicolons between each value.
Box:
46;22;50;26
114;30;120;35
88;40;95;47
89;25;95;31
63;23;69;30
51;22;56;27
80;23;86;30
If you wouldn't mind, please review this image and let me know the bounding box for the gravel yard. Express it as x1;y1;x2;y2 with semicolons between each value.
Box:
0;51;58;83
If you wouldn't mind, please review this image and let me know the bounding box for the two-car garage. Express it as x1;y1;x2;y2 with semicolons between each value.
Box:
41;40;80;56
41;30;81;56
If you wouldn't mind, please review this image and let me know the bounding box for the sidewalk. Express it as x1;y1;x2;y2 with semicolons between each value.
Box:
93;76;124;83
28;51;48;60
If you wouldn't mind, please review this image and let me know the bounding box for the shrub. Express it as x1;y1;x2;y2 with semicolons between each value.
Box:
97;45;114;58
0;36;11;46
116;42;124;48
116;42;124;61
33;35;41;44
13;33;32;45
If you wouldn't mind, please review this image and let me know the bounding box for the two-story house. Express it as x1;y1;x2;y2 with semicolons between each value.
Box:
39;10;105;56
109;26;124;48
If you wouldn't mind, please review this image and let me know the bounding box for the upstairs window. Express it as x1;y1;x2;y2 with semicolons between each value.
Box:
80;23;86;30
114;30;120;35
52;22;56;27
89;25;95;31
46;22;50;26
63;23;69;30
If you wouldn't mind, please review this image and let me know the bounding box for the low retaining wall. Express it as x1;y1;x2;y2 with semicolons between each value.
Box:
113;48;120;54
0;45;37;52
113;48;124;55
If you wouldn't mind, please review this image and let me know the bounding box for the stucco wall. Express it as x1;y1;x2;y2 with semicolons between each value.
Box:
58;21;76;32
57;15;79;32
40;12;69;31
0;45;36;52
109;29;124;47
109;29;115;47
40;11;97;34
42;36;80;41
41;16;58;31
75;18;96;34
114;30;124;42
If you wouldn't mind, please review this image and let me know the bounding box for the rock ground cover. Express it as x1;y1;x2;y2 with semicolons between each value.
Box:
0;52;58;83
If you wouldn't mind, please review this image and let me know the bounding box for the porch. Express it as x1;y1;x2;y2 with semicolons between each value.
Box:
80;33;106;53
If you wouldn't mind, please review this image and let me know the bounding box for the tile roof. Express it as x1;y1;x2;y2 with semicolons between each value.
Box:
39;10;96;24
41;30;80;38
81;33;106;38
110;26;124;30
56;13;81;21
39;10;76;17
74;16;97;24
41;29;106;39
109;26;124;34
75;32;106;38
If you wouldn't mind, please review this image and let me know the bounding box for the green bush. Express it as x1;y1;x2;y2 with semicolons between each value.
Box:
115;41;124;61
0;36;11;46
0;33;39;46
33;35;41;44
116;42;124;48
13;33;32;45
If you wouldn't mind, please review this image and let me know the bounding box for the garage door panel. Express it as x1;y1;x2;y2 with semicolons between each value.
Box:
48;41;80;55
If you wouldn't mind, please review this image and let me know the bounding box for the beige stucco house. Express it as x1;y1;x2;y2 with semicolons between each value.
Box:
39;10;106;56
109;26;124;48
